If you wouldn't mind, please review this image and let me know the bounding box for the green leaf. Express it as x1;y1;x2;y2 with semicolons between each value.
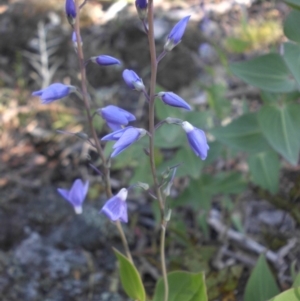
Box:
284;10;300;42
293;273;300;288
214;172;246;194
175;172;245;209
225;37;251;53
269;287;300;301
211;113;271;153
152;271;208;301
285;0;300;10
113;248;146;301
158;146;204;179
206;84;231;119
175;175;214;210
229;53;296;92
258;104;300;165
248;150;280;194
244;254;280;301
155;124;185;148
283;42;300;88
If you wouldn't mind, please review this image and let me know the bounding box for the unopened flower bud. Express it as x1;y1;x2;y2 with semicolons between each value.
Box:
164;16;190;51
137;182;150;190
135;0;148;19
164;209;172;222
165;117;183;125
91;55;121;66
122;69;145;92
158;92;191;110
65;0;76;25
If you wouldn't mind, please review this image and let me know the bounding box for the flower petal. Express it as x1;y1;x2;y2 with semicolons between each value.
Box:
113;128;140;149
100;196;123;221
101;127;132;141
57;188;70;202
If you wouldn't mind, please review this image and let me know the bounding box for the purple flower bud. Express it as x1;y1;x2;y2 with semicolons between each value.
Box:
101;127;147;157
100;188;128;223
65;0;76;24
57;179;89;214
32;83;75;104
164;16;190;51
122;69;145;91
157;92;191;110
97;105;136;131
135;0;147;19
182;121;209;160
91;55;121;66
135;0;147;9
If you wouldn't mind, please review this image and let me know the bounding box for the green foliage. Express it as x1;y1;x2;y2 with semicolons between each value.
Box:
284;10;300;43
269;287;300;301
152;271;208;301
293;273;300;288
282;42;300;88
229;54;296;92
244;254;280;301
175;172;246;210
248;150;280;194
113;248;146;301
285;0;300;10
211;113;270;153
258;104;300;166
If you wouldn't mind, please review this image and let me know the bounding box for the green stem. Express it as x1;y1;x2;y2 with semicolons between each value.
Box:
74;0;133;264
147;1;169;300
160;222;169;301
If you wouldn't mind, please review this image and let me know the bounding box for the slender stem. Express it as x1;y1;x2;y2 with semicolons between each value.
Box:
147;0;164;212
116;221;133;263
74;0;132;263
147;2;169;300
160;223;169;301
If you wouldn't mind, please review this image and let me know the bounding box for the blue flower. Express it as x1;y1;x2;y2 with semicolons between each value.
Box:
32;83;75;104
135;0;147;9
91;55;121;66
182;121;209;160
164;16;190;51
65;0;76;24
122;69;145;91
101;127;147;157
100;188;128;223
101;127;132;141
157;92;191;110
57;179;89;214
97;105;136;130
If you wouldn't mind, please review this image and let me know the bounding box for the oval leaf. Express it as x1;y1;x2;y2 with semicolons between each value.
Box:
284;0;300;10
283;42;300;87
113;248;146;301
248;150;280;194
211;113;271;153
258;104;300;165
269;287;300;301
284;10;300;42
244;254;280;301
229;53;296;93
152;271;208;301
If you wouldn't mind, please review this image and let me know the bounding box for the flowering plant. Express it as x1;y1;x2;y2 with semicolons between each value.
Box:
31;0;210;299
29;0;300;300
